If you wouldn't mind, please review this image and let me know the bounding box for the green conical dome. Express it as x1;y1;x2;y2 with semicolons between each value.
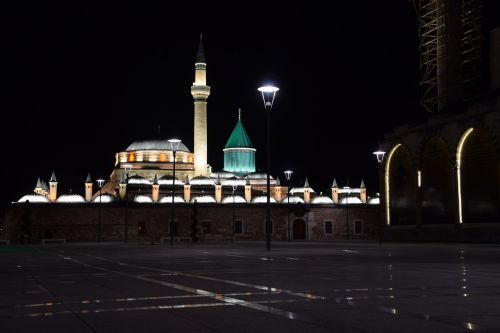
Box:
223;111;256;176
224;119;254;149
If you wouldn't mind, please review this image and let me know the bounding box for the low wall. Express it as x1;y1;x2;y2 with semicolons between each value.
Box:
2;202;378;243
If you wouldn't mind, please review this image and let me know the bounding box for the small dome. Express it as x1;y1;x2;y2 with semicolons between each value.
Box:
56;194;86;203
252;196;277;204
368;197;380;205
221;195;246;204
311;196;334;204
210;171;235;178
126;139;190;153
158;175;184;186
280;196;304;204
17;194;49;203
190;195;216;203
160;196;185;203
92;194;115;203
134;195;153;203
221;177;246;187
128;175;151;185
190;176;215;186
290;187;315;194
340;197;363;204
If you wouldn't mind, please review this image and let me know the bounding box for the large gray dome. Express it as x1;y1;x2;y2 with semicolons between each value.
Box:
126;139;190;153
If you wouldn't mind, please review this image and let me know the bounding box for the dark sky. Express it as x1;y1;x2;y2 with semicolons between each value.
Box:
3;1;499;211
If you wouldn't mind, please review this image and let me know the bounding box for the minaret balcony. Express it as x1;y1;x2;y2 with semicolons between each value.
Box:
191;85;211;100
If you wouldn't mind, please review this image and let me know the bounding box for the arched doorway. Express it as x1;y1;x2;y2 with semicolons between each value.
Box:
387;145;416;226
460;128;500;223
293;219;306;240
420;137;454;224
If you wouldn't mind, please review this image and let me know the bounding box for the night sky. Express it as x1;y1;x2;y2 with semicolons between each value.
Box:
3;1;499;212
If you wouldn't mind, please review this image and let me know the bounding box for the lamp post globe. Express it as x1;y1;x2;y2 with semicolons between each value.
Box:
258;84;279;251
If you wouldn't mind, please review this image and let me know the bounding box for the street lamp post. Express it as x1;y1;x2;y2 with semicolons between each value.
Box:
284;170;293;242
122;164;132;244
258;85;279;251
96;178;105;242
344;183;351;240
232;184;237;241
169;138;181;246
373;150;386;245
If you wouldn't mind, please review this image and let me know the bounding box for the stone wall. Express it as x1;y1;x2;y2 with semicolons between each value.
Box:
2;203;378;243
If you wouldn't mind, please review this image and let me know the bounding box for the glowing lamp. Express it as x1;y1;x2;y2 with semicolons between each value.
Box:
258;85;279;109
373;151;386;164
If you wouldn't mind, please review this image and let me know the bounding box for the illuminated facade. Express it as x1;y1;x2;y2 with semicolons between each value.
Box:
18;35;375;207
4;36;381;244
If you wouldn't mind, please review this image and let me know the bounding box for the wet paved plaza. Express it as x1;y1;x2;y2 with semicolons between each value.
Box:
1;241;499;332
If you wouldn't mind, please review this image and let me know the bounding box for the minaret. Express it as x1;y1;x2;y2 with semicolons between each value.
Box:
152;174;159;202
183;175;191;203
49;171;58;202
245;176;252;203
273;177;282;202
85;173;93;202
303;178;311;204
118;174;127;200
360;178;367;203
191;34;210;176
331;178;339;204
215;175;222;203
34;177;43;195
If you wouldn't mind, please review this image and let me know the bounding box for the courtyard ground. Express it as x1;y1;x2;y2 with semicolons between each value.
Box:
1;241;499;332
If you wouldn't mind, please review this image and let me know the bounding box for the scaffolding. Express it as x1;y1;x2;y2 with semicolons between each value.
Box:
413;0;482;113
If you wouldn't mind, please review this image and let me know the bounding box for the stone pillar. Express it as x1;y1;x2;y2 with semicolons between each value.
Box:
119;183;127;201
49;172;58;202
152;184;159;202
184;184;191;203
49;183;57;202
85;182;93;202
304;188;311;204
245;184;252;203
215;184;222;203
360;188;367;203
331;187;339;204
273;186;282;202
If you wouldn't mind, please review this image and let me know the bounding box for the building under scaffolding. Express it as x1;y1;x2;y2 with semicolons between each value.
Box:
414;0;483;113
377;0;500;242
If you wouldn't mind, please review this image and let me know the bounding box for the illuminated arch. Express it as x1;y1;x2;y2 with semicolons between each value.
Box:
456;128;474;224
384;144;401;226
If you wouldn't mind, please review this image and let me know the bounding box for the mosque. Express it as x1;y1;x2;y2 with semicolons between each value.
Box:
18;36;376;207
2;36;379;244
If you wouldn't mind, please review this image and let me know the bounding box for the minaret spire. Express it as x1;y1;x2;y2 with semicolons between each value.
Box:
238;108;241;121
196;33;206;64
